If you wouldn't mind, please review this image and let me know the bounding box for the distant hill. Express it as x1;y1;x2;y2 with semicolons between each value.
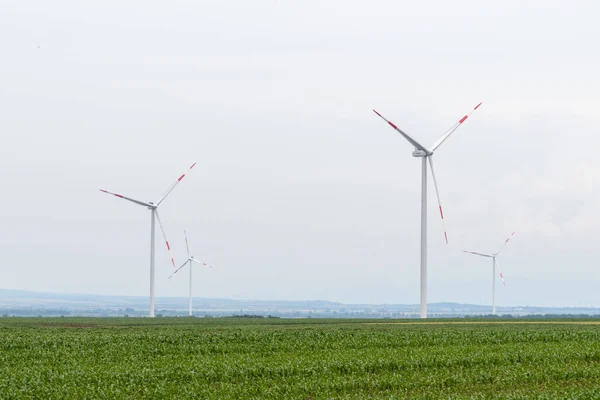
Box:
1;288;599;318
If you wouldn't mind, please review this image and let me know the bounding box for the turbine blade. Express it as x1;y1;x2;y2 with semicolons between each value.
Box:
154;210;176;268
99;189;151;208
463;250;493;258
168;260;189;279
190;258;214;268
494;258;506;286
156;162;197;206
184;230;190;258
427;156;447;244
431;102;482;152
495;232;515;256
372;110;429;152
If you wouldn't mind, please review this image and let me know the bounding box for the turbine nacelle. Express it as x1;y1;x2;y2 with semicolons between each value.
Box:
412;149;431;157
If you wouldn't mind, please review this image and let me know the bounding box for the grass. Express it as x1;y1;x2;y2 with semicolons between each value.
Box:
1;317;600;399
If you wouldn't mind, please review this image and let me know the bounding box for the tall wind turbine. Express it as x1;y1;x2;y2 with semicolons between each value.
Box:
463;232;515;315
169;230;214;316
100;162;196;317
373;103;482;318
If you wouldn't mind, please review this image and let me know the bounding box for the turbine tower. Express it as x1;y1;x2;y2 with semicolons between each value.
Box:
463;232;515;315
169;230;214;316
100;162;196;317
373;103;482;318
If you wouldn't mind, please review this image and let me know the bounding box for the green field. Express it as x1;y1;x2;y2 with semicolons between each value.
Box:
1;318;600;399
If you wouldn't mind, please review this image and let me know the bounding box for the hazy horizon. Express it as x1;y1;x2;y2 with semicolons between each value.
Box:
3;284;600;311
2;275;599;309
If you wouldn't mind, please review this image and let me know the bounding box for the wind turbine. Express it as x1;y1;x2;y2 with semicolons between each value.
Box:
373;103;482;318
168;230;214;316
100;162;196;317
463;232;515;315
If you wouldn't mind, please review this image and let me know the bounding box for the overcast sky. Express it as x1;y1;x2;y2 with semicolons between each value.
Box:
1;1;599;308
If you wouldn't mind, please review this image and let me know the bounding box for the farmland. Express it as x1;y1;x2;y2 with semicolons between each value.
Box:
1;318;600;399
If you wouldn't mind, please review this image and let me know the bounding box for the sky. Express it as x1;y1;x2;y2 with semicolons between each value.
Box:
1;0;599;308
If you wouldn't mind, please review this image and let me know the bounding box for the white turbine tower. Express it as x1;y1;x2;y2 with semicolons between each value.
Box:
168;230;214;316
100;162;196;317
463;232;515;315
373;103;482;318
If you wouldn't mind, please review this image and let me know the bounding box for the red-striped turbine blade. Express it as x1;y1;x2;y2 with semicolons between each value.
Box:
427;156;448;244
431;102;482;151
99;189;151;208
155;210;176;268
156;162;197;206
496;232;515;256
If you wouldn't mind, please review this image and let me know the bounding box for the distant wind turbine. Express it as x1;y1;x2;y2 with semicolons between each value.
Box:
169;230;214;316
100;162;196;317
373;103;482;318
463;232;515;315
